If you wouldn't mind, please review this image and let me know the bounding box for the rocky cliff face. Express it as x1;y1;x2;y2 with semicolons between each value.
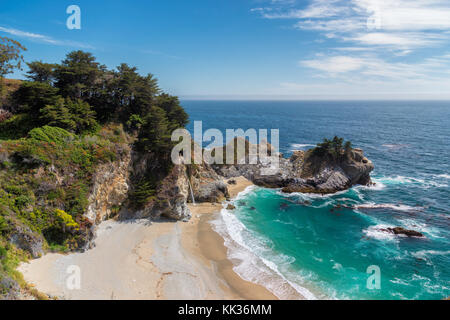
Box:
119;152;192;222
128;164;192;221
189;162;229;203
85;146;131;224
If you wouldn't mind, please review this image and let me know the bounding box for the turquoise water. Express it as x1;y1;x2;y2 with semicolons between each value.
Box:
183;101;450;300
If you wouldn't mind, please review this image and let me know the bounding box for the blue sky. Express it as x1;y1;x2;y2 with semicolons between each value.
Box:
1;0;450;99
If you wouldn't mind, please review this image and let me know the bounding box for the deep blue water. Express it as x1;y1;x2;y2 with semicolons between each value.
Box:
183;100;450;300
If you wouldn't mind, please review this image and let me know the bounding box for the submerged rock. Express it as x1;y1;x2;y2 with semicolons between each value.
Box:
386;227;424;238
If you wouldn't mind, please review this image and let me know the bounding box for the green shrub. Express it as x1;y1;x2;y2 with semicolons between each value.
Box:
28;126;74;144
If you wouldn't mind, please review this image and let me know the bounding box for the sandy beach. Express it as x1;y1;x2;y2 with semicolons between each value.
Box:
18;176;277;300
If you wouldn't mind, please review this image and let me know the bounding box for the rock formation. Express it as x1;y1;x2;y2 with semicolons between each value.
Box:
210;140;374;195
85;145;131;224
384;227;424;238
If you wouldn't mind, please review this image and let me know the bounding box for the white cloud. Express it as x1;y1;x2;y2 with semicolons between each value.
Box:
300;53;450;79
350;32;443;48
0;26;94;49
301;56;365;73
253;0;450;51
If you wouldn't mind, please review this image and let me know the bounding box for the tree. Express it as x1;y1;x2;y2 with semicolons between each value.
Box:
12;81;60;118
54;51;104;99
0;37;27;94
136;106;172;155
40;97;98;134
65;98;98;133
39;97;76;131
108;64;160;121
156;93;189;131
331;136;344;160
344;141;352;158
26;61;56;83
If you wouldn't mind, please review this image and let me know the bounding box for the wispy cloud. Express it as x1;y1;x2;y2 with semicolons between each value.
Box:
0;26;94;49
253;0;450;51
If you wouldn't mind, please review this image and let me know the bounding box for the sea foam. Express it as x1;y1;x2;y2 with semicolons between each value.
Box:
211;201;318;300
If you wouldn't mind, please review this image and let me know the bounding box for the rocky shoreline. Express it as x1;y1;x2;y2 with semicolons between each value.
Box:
83;140;376;231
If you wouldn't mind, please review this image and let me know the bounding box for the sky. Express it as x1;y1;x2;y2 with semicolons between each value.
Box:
1;0;450;100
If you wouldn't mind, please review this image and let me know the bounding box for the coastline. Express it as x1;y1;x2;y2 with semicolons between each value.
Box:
18;176;277;300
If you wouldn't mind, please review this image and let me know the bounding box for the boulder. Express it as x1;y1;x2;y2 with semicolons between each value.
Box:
226;204;236;210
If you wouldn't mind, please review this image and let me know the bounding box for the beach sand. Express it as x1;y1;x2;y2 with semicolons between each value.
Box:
18;176;277;300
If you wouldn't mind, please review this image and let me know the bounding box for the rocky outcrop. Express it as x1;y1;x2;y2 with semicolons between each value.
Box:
189;162;229;203
123;164;192;221
0;204;44;258
384;227;424;238
119;151;192;222
212;144;374;195
85;146;131;224
8;220;45;259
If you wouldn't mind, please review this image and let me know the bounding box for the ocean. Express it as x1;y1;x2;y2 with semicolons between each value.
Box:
183;100;450;300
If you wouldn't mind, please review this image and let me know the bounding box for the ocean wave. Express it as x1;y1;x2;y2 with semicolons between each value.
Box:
355;181;386;191
362;224;399;242
412;250;450;261
355;203;423;212
234;185;258;200
411;250;450;268
381;144;409;150
372;175;448;189
211;206;318;300
400;218;444;239
390;278;411;286
289;143;315;151
278;188;354;200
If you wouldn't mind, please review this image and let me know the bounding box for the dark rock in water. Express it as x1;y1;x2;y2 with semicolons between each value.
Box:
280;203;289;210
386;227;424;238
250;206;256;211
227;179;237;185
226;204;236;210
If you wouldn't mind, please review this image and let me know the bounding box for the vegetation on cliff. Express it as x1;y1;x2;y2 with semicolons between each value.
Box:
0;37;189;299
